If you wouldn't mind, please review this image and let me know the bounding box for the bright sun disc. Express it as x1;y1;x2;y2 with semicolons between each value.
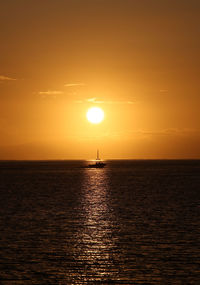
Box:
86;107;104;124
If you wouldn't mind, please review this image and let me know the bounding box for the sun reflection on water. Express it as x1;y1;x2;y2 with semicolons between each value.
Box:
75;168;120;282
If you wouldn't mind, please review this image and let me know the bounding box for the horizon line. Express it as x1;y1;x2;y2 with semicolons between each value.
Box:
0;158;200;162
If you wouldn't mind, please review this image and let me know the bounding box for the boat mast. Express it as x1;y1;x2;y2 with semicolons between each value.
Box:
97;149;100;160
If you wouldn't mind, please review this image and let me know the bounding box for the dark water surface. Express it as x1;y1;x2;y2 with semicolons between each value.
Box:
0;160;199;284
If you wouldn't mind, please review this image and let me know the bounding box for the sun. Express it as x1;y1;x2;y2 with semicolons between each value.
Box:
86;107;104;124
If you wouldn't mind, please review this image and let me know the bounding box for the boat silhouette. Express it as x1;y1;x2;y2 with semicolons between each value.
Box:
88;150;106;168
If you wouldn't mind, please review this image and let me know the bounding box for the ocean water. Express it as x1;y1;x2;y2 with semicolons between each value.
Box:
0;160;199;284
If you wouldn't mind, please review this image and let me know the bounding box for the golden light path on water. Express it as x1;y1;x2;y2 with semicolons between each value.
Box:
74;167;121;282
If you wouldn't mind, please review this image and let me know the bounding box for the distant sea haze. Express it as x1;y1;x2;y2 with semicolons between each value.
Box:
0;160;199;284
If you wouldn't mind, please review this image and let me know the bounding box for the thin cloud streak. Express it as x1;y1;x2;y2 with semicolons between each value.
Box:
98;100;134;105
75;98;135;104
0;75;17;81
64;83;85;87
38;90;64;95
129;128;200;137
101;128;200;140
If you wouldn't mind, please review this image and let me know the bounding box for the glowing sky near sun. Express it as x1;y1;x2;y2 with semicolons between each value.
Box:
0;0;200;159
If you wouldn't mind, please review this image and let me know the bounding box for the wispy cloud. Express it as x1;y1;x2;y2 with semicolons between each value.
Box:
102;128;200;141
38;90;64;95
0;75;17;81
86;98;97;103
85;98;135;104
131;128;200;137
64;83;85;87
79;128;200;141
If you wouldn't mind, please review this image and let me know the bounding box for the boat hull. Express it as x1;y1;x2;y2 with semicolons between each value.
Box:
88;163;106;168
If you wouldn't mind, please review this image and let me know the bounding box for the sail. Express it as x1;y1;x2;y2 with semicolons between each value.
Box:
96;149;100;160
88;149;106;168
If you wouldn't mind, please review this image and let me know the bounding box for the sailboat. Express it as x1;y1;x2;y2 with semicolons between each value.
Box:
88;150;106;168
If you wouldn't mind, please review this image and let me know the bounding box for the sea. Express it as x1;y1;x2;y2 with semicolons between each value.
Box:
0;160;199;284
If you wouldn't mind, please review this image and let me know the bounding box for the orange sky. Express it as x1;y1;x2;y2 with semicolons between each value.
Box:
0;0;200;159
